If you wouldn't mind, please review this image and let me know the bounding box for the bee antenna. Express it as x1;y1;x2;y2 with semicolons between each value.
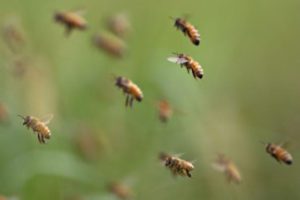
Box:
17;114;25;120
110;73;118;80
169;16;176;20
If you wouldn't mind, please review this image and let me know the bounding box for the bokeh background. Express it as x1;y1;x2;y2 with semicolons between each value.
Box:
0;0;300;199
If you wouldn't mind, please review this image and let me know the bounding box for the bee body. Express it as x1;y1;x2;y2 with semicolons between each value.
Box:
115;76;143;107
213;154;241;184
55;11;87;35
168;53;203;79
93;33;126;58
158;100;172;122
266;143;293;165
174;18;200;46
160;152;194;178
19;115;52;144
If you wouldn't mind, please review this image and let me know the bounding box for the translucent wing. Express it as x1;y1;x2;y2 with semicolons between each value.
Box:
212;162;226;172
167;56;188;64
40;114;54;125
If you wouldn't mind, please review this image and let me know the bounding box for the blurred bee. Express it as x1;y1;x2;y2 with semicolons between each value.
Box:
54;10;87;35
18;114;53;144
159;152;194;178
212;154;242;184
115;76;143;107
168;53;203;79
2;19;26;53
173;17;200;46
263;142;293;165
108;182;132;200
106;13;131;38
0;103;9;123
157;100;173;123
93;33;126;58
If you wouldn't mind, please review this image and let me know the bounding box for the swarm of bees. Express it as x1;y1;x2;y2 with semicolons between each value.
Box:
115;76;143;107
18;115;53;144
264;142;293;165
173;17;200;46
212;154;242;184
168;53;203;79
108;182;133;200
157;100;173;122
160;152;194;178
54;10;87;35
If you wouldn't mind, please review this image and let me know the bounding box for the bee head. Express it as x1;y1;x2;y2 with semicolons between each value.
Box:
174;18;182;27
18;115;31;125
54;12;64;22
115;76;124;87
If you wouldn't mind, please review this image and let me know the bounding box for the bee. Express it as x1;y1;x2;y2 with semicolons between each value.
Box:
18;114;53;144
157;100;173;123
159;152;194;178
212;154;242;184
93;33;126;58
115;76;143;107
0;103;9;123
106;14;131;38
173;17;200;46
54;10;87;35
2;18;26;53
168;53;203;79
108;182;132;200
264;142;293;165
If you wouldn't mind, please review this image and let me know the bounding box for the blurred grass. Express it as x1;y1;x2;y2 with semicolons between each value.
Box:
0;0;300;199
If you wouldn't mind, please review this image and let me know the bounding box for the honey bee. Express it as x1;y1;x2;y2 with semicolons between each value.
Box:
173;17;200;46
159;152;194;178
168;53;203;79
54;10;87;35
107;14;131;38
157;100;173;123
212;154;241;184
115;76;143;107
264;142;293;165
18;114;53;144
108;182;132;200
0;103;9;123
93;33;126;58
2;18;26;53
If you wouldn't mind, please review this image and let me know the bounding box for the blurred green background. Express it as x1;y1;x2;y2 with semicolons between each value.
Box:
0;0;300;199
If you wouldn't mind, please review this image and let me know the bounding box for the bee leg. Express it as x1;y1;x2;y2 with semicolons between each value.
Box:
129;96;134;108
125;95;130;107
37;133;42;143
65;25;73;36
192;71;196;78
186;170;192;178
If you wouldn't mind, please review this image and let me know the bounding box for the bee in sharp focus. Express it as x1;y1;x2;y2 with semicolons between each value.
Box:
54;10;87;35
18;114;53;144
212;154;242;184
263;142;293;165
108;182;132;200
157;100;173;123
159;152;194;178
172;17;200;46
93;33;126;58
115;76;143;107
168;53;203;79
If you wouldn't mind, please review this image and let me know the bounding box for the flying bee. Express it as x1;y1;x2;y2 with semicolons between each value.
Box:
115;76;143;107
106;13;131;38
18;114;53;144
172;17;200;46
108;182;133;200
159;152;194;178
168;53;203;79
212;154;242;184
54;10;87;35
157;100;173;123
263;142;293;165
93;33;126;58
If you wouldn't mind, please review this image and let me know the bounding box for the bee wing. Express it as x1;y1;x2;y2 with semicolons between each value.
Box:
40;114;54;125
212;162;226;172
167;56;188;64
